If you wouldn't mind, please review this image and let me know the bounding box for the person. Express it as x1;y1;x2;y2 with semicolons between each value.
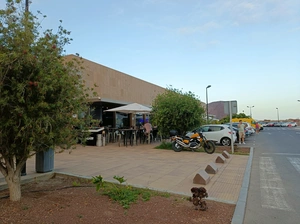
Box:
255;122;260;134
238;120;245;144
143;121;153;143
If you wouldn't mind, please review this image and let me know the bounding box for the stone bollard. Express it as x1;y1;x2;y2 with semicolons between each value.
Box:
96;134;102;147
193;170;211;185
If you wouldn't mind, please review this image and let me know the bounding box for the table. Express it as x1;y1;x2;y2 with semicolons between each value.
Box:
118;129;138;147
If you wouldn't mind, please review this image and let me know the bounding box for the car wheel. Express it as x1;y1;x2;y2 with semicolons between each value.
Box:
221;137;231;146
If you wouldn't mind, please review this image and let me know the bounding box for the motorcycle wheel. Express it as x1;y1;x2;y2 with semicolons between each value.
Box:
203;141;215;154
172;141;182;152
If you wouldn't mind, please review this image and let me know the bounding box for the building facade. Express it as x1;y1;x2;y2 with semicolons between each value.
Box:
64;55;166;127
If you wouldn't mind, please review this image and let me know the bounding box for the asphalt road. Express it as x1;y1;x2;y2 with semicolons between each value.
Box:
244;127;300;224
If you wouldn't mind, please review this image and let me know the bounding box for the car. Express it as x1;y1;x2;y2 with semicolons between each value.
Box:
224;124;239;143
229;122;253;136
288;122;297;127
186;124;237;146
273;122;282;127
281;122;290;127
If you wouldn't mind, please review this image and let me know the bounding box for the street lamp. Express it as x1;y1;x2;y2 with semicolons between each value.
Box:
206;85;211;123
276;108;279;122
247;105;254;118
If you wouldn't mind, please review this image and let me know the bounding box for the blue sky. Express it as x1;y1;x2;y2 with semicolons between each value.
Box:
3;0;300;120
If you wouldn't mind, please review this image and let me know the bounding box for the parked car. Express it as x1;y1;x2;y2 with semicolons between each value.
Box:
266;122;275;127
288;122;297;127
273;122;283;127
229;122;253;136
186;124;237;146
281;122;290;127
224;124;239;143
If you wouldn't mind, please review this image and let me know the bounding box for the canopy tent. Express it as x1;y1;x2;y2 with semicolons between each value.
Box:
104;103;151;114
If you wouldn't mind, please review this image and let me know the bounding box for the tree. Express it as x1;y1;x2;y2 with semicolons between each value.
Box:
0;0;93;201
151;87;205;137
219;113;250;124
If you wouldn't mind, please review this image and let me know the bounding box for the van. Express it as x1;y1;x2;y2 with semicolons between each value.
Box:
231;118;263;130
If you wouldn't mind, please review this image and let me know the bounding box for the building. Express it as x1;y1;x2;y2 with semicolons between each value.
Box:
64;55;166;128
208;100;238;120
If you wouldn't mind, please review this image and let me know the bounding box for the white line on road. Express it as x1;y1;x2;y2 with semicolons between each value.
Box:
262;153;300;156
259;157;293;211
287;157;300;174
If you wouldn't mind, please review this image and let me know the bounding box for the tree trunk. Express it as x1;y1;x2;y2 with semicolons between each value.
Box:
5;171;22;201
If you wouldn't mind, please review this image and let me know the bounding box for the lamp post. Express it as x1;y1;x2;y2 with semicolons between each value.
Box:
276;108;279;122
25;0;29;12
247;105;254;118
206;85;211;123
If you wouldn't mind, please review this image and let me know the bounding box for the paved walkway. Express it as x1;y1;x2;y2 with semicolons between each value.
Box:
0;143;249;204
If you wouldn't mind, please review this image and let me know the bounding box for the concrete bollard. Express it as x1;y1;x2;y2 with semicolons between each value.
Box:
222;150;230;159
205;162;219;174
215;154;226;163
193;170;211;185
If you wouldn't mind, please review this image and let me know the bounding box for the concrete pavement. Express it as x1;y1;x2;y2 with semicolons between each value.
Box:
0;142;250;206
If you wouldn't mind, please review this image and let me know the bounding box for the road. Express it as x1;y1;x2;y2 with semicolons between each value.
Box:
244;127;300;224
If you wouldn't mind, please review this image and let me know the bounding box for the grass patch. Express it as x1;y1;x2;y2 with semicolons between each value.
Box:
155;141;173;150
91;175;173;209
154;141;206;153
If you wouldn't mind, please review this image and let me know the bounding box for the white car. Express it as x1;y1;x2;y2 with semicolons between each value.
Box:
186;124;237;146
288;122;297;127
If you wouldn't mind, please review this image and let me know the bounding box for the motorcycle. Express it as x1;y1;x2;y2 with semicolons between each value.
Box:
170;130;215;154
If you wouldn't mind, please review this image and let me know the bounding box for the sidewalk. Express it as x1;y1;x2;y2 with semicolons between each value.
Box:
0;143;249;204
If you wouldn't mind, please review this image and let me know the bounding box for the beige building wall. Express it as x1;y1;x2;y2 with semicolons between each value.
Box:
64;55;165;106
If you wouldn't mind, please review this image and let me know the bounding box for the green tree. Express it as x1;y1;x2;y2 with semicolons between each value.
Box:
151;87;205;137
219;113;250;124
0;0;93;201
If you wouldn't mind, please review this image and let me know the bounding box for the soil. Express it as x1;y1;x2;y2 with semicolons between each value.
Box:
215;145;250;155
0;174;236;224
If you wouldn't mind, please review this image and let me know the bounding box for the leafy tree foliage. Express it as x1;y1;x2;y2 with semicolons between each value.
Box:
219;113;250;124
151;87;205;137
0;0;93;201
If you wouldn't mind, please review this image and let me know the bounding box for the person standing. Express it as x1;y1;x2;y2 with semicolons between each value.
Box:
238;120;246;144
255;122;260;134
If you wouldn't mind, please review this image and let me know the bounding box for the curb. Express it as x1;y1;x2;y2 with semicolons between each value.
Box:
231;147;253;224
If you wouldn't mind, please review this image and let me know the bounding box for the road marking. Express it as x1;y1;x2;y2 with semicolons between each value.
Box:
287;157;300;174
262;153;300;156
259;157;293;211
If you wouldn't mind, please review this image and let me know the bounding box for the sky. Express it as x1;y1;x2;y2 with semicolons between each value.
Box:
2;0;300;120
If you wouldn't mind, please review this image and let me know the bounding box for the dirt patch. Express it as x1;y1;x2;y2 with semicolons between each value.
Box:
215;145;250;155
0;174;236;224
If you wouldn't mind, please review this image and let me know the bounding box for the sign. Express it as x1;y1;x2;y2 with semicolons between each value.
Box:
224;101;238;114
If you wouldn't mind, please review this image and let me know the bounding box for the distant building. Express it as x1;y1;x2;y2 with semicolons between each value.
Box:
208;101;238;120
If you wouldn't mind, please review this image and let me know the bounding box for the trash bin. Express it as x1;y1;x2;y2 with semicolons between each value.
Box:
85;127;105;146
35;148;54;173
86;132;97;146
16;159;26;176
21;162;27;176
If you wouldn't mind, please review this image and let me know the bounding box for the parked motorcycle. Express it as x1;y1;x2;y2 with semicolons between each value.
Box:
170;130;215;154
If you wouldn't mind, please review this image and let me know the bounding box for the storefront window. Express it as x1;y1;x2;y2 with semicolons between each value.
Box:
116;113;129;128
136;114;143;127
